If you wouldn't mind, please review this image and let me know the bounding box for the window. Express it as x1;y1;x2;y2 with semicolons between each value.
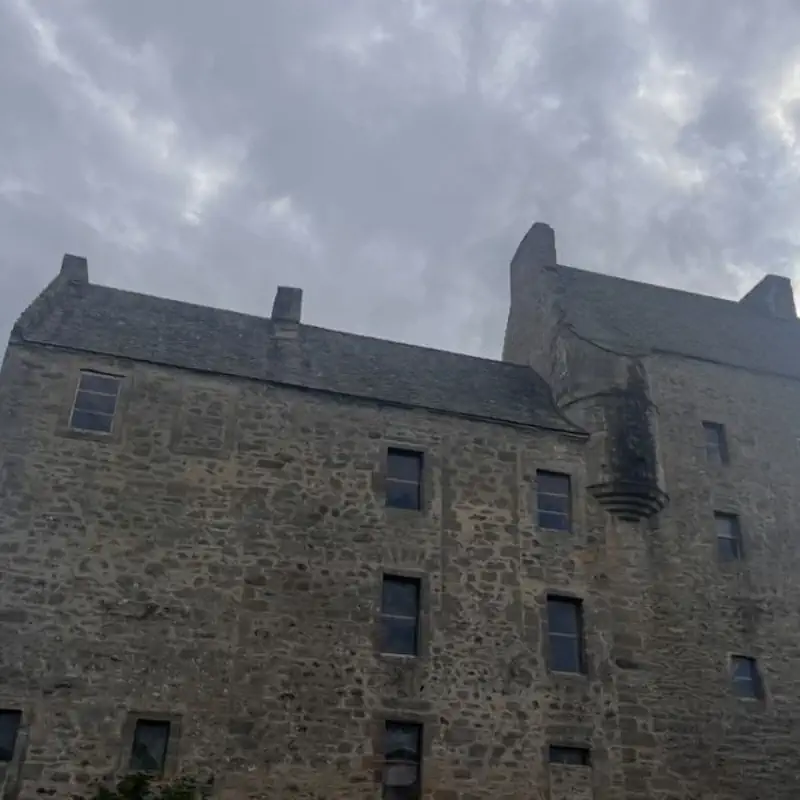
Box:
549;745;590;766
70;372;121;433
731;656;763;699
547;596;584;673
703;421;729;465
536;471;571;531
383;721;421;799
0;710;21;762
381;575;421;656
715;513;743;561
129;719;170;774
386;448;423;510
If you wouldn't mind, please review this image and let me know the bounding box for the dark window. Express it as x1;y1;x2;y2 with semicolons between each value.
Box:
536;471;571;531
703;421;729;465
70;372;121;433
381;575;421;656
715;513;743;561
549;745;590;766
129;719;170;774
386;449;423;511
547;596;584;673
0;710;21;762
731;656;763;699
383;721;421;799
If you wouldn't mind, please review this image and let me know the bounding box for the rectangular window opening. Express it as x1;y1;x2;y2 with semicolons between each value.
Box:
383;721;422;800
549;745;591;766
731;655;763;699
386;448;423;511
70;371;122;434
547;595;585;674
0;710;22;763
703;421;729;465
129;719;171;775
715;512;743;562
380;575;421;656
536;471;571;531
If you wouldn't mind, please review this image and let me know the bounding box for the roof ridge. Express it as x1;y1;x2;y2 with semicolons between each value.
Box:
556;262;800;324
88;281;531;369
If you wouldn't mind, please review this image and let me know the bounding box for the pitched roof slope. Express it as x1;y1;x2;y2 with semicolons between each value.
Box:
556;264;800;379
16;281;582;433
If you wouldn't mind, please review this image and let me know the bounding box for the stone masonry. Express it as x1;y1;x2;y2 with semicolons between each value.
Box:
1;223;799;799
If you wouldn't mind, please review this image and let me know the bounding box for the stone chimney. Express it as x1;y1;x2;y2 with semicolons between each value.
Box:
739;274;796;320
513;222;557;270
271;286;303;324
60;254;88;285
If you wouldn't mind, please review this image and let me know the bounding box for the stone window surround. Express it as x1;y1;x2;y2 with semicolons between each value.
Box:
374;442;435;519
543;590;589;679
370;711;437;795
69;371;122;434
117;712;182;778
374;568;432;661
714;510;745;562
535;469;573;531
57;362;131;444
0;705;27;765
702;419;730;465
524;459;585;535
729;654;766;701
548;744;592;766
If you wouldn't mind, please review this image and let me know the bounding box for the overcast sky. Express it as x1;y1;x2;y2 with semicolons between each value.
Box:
2;0;800;358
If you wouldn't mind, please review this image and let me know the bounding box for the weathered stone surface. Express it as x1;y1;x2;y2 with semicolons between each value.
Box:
4;222;800;799
0;344;601;799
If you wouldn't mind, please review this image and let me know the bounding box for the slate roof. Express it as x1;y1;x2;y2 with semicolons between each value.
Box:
16;280;582;434
555;264;800;379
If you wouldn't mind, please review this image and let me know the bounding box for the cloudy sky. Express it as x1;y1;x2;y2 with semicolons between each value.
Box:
2;0;800;358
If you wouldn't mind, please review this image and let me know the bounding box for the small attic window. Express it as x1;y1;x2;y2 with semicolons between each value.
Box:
703;421;729;465
70;372;121;434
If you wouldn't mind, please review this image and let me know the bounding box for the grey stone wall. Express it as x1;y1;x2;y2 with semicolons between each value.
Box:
642;354;800;798
3;333;800;799
1;342;618;800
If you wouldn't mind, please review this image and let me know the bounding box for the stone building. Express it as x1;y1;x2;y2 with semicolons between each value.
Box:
1;222;799;800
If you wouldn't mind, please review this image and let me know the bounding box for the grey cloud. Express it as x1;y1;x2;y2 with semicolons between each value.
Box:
3;0;800;359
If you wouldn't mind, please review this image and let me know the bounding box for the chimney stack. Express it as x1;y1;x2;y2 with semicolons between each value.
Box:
739;274;796;320
271;286;303;324
60;254;88;285
515;222;557;268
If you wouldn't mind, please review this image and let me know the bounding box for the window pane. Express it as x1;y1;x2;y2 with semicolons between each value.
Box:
537;472;570;496
386;481;421;510
732;673;757;698
387;450;422;482
384;763;419;787
538;510;569;530
549;634;581;672
70;409;114;433
731;656;760;698
381;616;418;656
130;720;170;774
74;390;118;415
0;710;21;762
548;599;579;635
717;535;741;561
385;722;421;760
549;745;590;765
382;577;420;616
538;493;570;514
731;656;754;680
715;514;736;538
703;422;728;463
79;373;120;395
